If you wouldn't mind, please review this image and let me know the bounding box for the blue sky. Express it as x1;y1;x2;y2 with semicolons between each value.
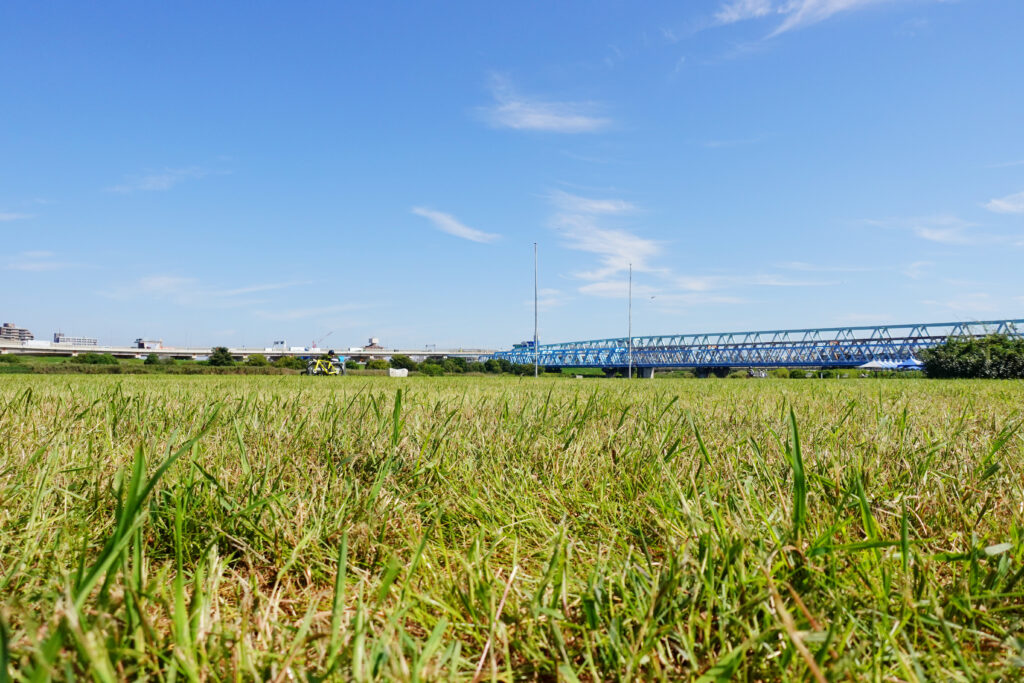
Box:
2;1;1022;350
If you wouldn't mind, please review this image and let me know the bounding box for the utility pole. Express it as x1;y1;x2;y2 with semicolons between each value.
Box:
627;263;633;380
534;242;539;378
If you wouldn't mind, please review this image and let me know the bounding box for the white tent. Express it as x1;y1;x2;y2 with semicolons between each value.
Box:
859;359;900;370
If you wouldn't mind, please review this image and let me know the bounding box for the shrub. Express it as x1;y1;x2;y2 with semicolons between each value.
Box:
73;353;119;365
366;359;389;370
419;363;444;376
727;370;748;379
789;368;808;379
768;368;790;378
273;356;306;370
246;354;269;367
466;362;485;373
511;364;534;376
0;354;23;364
483;359;502;373
918;334;1024;379
344;359;361;369
144;354;160;365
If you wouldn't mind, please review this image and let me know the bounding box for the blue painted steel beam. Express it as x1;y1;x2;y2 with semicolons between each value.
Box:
493;319;1024;369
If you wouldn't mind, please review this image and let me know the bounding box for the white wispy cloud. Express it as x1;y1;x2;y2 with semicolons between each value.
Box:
771;0;893;36
0;212;33;222
6;250;76;271
554;215;662;280
548;190;636;215
548;191;660;280
482;75;610;133
716;0;776;25
108;166;226;193
549;190;838;305
412;207;499;243
713;0;925;37
984;190;1024;214
864;215;997;246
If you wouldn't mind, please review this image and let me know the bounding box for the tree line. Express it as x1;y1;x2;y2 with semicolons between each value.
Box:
917;334;1024;379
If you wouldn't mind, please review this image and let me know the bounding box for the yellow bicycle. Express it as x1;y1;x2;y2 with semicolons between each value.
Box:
304;356;343;375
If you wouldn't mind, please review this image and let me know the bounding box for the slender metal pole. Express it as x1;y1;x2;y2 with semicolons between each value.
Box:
627;263;633;380
533;242;539;378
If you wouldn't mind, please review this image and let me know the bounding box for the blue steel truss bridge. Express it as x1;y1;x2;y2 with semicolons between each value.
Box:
493;319;1024;373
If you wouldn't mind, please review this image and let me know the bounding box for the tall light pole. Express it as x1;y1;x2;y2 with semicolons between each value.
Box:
627;262;633;380
534;242;539;378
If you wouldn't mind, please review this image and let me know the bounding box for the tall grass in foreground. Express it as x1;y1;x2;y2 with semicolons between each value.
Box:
0;375;1022;680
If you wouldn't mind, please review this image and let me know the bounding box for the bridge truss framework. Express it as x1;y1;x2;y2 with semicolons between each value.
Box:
493;319;1024;370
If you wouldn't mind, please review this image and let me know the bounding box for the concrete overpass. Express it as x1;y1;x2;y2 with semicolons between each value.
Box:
0;341;494;362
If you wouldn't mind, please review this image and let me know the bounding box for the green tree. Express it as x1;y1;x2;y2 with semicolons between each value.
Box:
366;359;389;370
918;334;1024;379
208;347;235;367
483;359;502;373
466;361;485;373
144;353;160;365
246;353;269;367
390;354;418;371
344;359;361;369
419;363;444;376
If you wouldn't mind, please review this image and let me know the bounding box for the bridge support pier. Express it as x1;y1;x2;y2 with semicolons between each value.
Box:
638;367;655;379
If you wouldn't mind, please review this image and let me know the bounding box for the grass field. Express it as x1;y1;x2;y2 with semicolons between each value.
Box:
1;375;1022;681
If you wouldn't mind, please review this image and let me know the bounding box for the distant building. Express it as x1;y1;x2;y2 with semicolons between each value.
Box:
135;338;163;350
53;332;98;346
365;337;382;349
0;322;34;342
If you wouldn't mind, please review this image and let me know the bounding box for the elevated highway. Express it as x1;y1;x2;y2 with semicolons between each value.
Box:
0;341;494;361
494;319;1024;374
